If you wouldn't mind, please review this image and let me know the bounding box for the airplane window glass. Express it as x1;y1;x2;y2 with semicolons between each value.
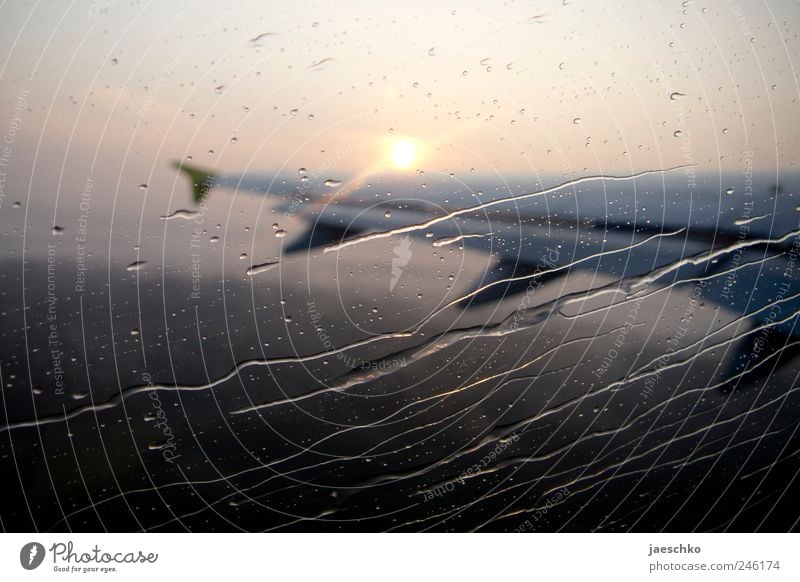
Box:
1;0;799;533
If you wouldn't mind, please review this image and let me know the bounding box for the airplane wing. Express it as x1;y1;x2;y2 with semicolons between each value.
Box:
175;162;800;342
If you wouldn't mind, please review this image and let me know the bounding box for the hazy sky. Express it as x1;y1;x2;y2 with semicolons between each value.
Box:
1;0;798;182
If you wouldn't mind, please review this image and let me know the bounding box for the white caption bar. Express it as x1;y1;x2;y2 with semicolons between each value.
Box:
0;533;796;581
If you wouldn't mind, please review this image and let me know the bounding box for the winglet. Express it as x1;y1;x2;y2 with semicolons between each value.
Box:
172;160;217;203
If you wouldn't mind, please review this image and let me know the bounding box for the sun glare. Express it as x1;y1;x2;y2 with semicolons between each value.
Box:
390;140;417;169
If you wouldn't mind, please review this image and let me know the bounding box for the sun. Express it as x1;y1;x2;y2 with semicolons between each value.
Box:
390;140;417;169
